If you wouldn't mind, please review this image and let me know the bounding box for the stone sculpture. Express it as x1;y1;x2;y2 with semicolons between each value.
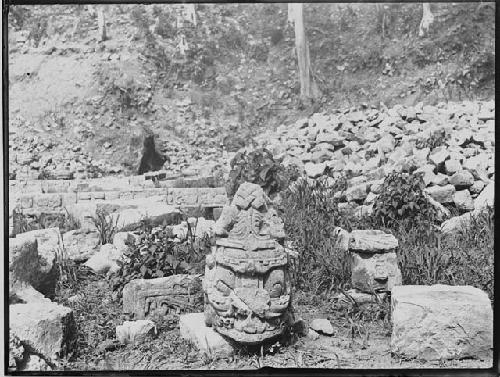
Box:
123;274;203;319
203;182;294;344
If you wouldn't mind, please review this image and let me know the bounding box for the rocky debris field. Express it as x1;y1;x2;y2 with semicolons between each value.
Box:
254;100;494;232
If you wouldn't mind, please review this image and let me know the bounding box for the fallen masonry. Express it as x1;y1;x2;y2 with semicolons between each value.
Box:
391;285;493;361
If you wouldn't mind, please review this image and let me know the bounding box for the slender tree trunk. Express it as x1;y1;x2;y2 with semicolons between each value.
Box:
419;3;434;37
97;6;107;42
289;3;318;100
185;4;197;27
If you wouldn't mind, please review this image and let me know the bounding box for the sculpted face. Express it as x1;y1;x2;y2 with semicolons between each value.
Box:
203;182;293;344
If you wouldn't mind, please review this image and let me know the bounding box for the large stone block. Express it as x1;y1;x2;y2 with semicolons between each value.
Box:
123;275;203;319
10;301;77;361
351;251;401;292
9;236;39;288
179;313;234;356
474;181;494;211
391;285;493;361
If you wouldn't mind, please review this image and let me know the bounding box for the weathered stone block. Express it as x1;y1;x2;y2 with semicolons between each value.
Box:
391;285;493;361
345;183;368;202
179;313;234;356
123;275;203;320
168;188;199;206
474;181;494;211
351;251;401;292
10;301;77;361
62;229;101;261
116;320;157;345
453;190;474;211
9;237;39;288
35;194;62;208
424;184;456;204
349;230;398;253
450;170;474;189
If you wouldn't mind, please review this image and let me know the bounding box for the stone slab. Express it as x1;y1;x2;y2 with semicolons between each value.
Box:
391;285;493;361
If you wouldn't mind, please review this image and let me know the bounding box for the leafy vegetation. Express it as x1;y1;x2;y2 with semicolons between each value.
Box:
371;171;438;228
109;222;211;300
227;148;300;199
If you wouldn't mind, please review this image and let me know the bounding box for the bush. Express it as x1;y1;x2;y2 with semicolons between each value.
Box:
109;222;211;300
371;171;438;228
279;176;350;294
227;148;299;199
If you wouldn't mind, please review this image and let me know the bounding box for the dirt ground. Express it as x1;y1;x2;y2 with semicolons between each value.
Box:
57;276;493;372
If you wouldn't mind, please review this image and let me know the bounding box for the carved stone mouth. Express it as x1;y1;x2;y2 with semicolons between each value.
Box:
216;327;284;345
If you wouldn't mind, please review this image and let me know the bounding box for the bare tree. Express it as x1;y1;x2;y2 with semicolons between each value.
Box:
97;5;107;42
288;3;319;101
419;3;434;37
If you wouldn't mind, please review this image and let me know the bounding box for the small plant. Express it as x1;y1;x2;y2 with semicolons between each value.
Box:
415;129;447;150
227;148;299;199
91;208;119;245
371;171;438;229
110;222;210;300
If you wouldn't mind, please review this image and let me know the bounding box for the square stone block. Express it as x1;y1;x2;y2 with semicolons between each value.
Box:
391;285;493;361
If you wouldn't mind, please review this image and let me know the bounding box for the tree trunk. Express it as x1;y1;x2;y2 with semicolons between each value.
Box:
97;6;107;42
419;3;434;37
185;4;197;27
290;3;318;101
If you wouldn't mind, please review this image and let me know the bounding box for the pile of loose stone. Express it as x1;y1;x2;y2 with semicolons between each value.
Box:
254;100;494;234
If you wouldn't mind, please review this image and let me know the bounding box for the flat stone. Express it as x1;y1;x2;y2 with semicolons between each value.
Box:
116;320;157;345
453;190;474;212
424;184;455;204
449;170;474;189
179;313;234;356
391;285;493;361
306;329;320;340
123;275;203;319
474;181;494;211
351;251;401;292
62;228;101;261
310;318;334;335
349;229;398;253
10;301;77;361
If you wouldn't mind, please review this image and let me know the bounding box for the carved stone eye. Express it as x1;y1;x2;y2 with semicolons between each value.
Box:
269;282;283;298
265;268;285;298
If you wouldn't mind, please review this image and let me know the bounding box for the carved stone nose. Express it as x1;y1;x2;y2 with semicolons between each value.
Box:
234;288;270;317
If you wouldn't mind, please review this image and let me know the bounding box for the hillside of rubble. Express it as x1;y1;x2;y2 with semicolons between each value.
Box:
7;3;495;180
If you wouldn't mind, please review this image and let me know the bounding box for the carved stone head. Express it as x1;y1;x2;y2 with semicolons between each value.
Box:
203;182;293;344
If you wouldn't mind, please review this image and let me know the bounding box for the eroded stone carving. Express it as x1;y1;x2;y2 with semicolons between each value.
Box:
123;274;203;319
203;182;293;344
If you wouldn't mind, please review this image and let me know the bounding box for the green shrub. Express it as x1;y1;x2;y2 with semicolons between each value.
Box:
227;148;299;199
279;176;350;294
371;171;438;228
109;222;211;299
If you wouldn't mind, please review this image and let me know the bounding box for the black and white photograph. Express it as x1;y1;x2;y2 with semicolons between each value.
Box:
4;2;495;373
